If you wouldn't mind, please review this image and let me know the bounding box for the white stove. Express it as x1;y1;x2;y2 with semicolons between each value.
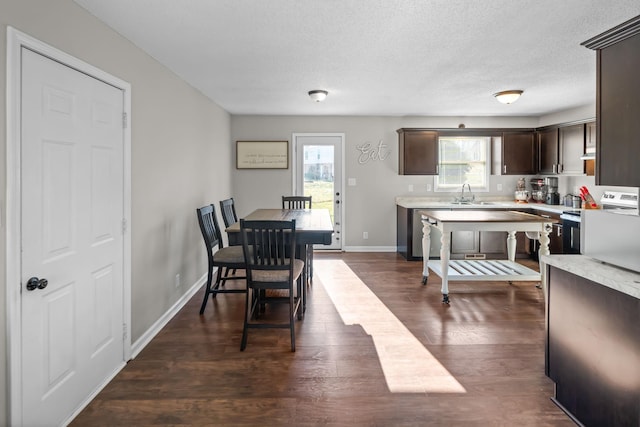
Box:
600;190;639;210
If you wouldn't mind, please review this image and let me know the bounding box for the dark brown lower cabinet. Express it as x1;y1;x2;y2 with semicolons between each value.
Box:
397;205;411;259
397;205;445;260
450;230;511;259
546;266;639;426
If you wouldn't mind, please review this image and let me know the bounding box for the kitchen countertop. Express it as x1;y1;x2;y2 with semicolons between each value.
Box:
395;196;574;215
397;198;640;299
542;254;640;299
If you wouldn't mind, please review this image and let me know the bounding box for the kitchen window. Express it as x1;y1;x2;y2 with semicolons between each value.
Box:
435;136;490;192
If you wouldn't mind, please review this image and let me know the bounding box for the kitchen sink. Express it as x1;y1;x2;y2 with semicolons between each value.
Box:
450;201;499;206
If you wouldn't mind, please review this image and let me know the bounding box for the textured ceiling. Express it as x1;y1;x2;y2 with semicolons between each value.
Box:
74;0;640;117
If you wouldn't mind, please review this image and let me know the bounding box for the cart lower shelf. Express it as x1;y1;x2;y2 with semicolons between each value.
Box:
427;259;540;282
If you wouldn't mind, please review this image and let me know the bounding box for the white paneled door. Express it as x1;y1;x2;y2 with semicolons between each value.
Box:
20;48;125;426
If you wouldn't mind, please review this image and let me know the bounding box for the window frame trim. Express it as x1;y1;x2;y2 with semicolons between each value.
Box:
434;134;492;193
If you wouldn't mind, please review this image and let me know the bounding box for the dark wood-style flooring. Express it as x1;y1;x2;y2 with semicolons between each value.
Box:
72;253;573;426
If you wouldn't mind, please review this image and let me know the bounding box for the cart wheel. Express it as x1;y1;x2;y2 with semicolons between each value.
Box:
422;276;428;285
442;294;450;304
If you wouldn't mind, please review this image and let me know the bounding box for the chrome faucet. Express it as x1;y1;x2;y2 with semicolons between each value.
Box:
457;183;475;203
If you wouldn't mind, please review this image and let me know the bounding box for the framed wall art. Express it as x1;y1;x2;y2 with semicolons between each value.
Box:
236;140;289;169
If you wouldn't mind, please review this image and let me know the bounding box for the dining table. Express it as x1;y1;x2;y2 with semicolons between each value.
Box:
226;208;334;311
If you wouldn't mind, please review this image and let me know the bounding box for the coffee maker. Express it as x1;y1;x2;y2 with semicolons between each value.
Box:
545;177;560;205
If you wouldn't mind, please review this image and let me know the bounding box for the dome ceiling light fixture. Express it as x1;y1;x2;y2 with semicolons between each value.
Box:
493;90;523;104
308;89;328;102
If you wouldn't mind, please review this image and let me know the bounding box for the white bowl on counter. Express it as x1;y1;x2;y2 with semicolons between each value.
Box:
515;190;530;203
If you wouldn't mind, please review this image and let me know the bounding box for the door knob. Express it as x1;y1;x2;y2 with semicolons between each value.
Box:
26;277;48;291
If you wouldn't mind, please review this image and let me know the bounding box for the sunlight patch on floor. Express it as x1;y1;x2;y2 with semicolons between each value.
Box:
316;259;466;394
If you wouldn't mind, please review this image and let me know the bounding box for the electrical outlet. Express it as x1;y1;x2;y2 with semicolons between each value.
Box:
426;184;432;191
363;231;369;239
408;184;414;192
348;178;357;186
175;273;180;288
497;183;503;191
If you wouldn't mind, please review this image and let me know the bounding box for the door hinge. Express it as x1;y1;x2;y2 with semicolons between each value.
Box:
121;218;127;234
122;112;128;129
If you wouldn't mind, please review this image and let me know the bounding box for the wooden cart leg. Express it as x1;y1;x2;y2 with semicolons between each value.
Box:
538;223;552;296
421;218;432;285
440;231;451;303
507;231;517;262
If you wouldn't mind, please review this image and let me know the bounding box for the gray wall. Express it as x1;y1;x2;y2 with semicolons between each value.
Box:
0;2;602;424
231;113;596;249
0;1;233;423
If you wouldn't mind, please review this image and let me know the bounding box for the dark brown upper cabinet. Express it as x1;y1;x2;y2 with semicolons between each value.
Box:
537;125;586;175
558;124;586;175
397;129;438;175
501;131;536;175
585;121;596;176
583;15;640;187
398;125;587;177
537;128;559;174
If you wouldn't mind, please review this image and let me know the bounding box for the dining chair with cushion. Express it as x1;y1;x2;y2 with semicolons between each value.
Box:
196;204;247;315
219;198;241;278
239;219;304;352
281;195;312;209
220;198;239;230
282;195;314;282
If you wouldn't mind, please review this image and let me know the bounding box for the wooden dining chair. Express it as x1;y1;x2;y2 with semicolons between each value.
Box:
196;204;246;315
220;198;239;229
219;198;241;276
282;195;312;209
239;219;304;352
220;197;240;245
282;195;314;282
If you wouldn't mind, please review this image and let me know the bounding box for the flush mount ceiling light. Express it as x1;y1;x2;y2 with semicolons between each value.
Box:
493;90;523;104
308;90;328;102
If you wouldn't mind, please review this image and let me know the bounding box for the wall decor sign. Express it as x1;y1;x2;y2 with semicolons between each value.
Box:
236;140;289;169
356;140;390;164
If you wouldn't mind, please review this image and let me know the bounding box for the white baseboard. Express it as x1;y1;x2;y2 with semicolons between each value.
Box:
342;246;396;252
130;273;206;358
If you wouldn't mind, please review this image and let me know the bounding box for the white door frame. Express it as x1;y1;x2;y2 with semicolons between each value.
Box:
292;132;345;250
5;27;132;425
